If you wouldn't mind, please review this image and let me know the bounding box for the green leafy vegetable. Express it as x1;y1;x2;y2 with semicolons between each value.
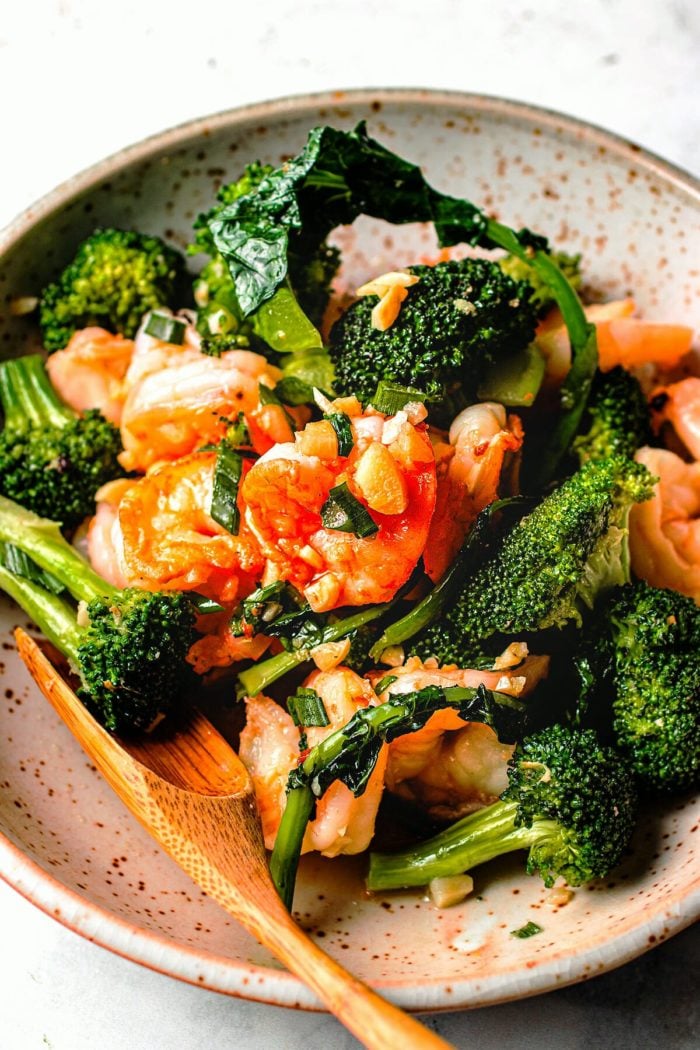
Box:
271;683;530;909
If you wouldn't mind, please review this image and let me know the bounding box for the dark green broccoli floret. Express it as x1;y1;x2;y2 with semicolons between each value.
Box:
0;496;196;733
328;257;538;409
0;354;124;529
192;162;339;352
40;229;186;352
409;457;654;665
576;582;700;792
499;250;582;316
368;724;637;890
573;366;652;463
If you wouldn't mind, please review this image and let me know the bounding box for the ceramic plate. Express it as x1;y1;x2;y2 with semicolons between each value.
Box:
0;89;698;1012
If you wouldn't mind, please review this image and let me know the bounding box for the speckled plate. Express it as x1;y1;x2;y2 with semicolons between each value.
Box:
0;89;698;1013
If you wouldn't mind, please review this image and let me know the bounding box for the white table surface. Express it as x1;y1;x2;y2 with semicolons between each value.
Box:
1;1;698;1047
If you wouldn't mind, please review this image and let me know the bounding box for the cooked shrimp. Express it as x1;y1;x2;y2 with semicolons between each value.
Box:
649;377;700;460
629;446;700;602
46;327;134;424
241;403;437;610
239;668;386;857
536;298;694;380
424;402;523;581
120;348;282;472
116;451;264;603
86;479;137;589
368;653;549;820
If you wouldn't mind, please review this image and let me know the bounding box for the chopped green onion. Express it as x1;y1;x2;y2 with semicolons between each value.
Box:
144;311;186;345
210;443;243;535
325;412;354;456
510;921;543;939
189;593;225;615
287;687;330;728
0;543;66;595
373;674;398;694
370;381;430;415
320;483;378;537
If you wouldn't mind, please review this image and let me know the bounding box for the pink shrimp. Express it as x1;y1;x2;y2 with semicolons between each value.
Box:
368;652;549;820
423;402;523;582
119;347;282;473
114;451;264;603
649;377;700;460
629;446;700;602
238;668;386;857
240;401;437;611
46;327;134;424
86;479;137;588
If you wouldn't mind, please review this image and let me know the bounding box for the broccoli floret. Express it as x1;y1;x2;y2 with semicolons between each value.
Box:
328;257;538;410
499;250;582;316
0;355;124;529
577;582;700;792
0;496;196;732
409;457;654;665
368;724;637;890
573;367;652;463
40;229;186;352
192;162;340;351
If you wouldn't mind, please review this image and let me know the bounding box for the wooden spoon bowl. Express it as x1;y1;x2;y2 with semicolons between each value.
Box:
15;628;452;1050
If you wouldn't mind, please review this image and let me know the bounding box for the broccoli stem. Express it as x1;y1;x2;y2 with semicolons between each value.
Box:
236;599;394;700
367;800;557;890
0;563;82;665
0;355;74;430
0;496;116;605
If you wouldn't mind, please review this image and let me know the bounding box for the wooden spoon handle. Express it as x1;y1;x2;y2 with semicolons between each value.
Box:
244;903;454;1050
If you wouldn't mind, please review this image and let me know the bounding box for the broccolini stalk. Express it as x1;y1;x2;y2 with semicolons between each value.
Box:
236;600;394;700
0;355;124;529
0;496;196;732
368;725;637;892
369;498;523;662
270;683;528;910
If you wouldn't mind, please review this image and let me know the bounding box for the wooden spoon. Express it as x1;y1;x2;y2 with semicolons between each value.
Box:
15;629;453;1050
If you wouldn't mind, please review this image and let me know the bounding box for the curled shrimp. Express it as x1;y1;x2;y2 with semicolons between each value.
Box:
120;346;282;473
649;377;700;460
116;451;264;603
46;327;135;424
424;402;523;582
368;652;549;820
239;668;385;857
241;401;437;610
87;478;137;589
629;446;700;601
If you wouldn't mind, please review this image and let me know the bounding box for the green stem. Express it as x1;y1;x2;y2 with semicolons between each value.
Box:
484;221;598;488
0;355;73;430
368;799;537;890
0;563;82;666
0;496;116;605
269;684;525;908
268;786;315;911
236;599;394;700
